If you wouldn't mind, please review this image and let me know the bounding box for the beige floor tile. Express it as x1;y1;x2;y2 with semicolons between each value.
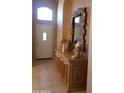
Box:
47;64;55;68
51;79;64;87
32;59;85;93
32;76;39;79
32;82;40;90
32;68;40;79
47;68;55;71
32;74;40;80
47;88;54;93
48;70;60;77
40;69;48;74
40;90;48;93
40;65;48;70
71;90;86;93
53;86;67;93
40;87;54;93
40;72;49;77
40;77;51;82
40;74;51;81
50;76;62;81
32;90;40;93
49;72;61;81
40;81;53;88
32;66;39;70
32;79;40;83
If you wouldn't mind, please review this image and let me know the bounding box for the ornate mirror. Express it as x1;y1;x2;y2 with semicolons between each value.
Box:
69;7;87;54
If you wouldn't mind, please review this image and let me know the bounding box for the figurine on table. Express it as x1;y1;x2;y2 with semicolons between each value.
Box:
72;42;81;59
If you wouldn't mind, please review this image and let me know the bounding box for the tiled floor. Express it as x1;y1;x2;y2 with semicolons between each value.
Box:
32;59;86;93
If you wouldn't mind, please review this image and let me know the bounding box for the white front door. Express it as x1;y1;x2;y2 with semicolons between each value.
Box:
35;23;54;59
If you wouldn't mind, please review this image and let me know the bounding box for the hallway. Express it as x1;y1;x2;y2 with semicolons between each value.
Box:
32;59;86;93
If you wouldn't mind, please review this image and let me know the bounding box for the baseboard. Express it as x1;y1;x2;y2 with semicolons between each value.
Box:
36;58;52;60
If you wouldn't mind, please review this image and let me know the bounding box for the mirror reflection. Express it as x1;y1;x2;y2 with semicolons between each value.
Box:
74;16;82;43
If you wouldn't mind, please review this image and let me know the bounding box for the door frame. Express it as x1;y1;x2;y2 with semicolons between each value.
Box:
33;8;57;59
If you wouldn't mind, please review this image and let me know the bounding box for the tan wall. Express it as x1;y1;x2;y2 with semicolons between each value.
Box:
57;0;65;50
72;0;91;12
62;0;73;51
57;0;73;51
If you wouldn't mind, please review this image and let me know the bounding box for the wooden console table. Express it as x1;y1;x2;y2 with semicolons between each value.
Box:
55;50;88;93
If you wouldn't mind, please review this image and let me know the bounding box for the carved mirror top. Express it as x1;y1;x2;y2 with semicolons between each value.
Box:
73;7;87;17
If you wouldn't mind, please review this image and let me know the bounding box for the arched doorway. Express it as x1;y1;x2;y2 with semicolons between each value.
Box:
35;7;54;59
